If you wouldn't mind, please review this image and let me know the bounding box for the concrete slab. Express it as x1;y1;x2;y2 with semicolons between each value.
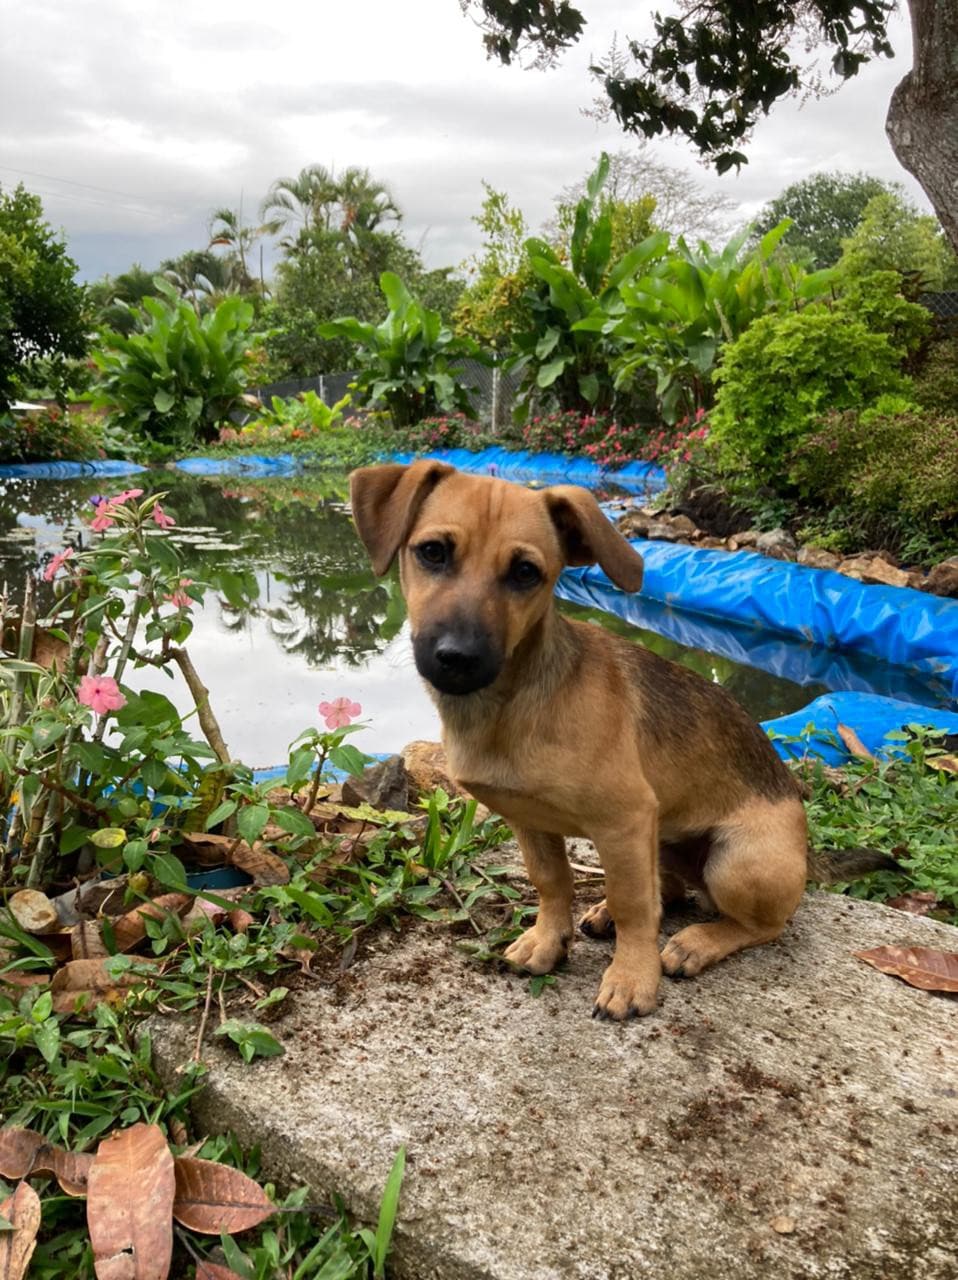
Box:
152;891;958;1280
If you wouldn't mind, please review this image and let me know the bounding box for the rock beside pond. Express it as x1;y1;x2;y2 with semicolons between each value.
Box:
401;740;466;801
926;555;958;598
839;555;912;589
755;528;798;561
152;891;958;1280
341;754;410;812
797;546;842;570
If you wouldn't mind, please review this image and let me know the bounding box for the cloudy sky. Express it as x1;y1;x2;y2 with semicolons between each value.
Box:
1;0;920;282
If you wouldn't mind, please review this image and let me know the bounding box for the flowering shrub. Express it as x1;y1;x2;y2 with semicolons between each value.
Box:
0;405;105;464
400;413;494;452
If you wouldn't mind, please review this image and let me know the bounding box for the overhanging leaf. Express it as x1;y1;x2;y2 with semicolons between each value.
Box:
87;1123;174;1280
172;1156;273;1235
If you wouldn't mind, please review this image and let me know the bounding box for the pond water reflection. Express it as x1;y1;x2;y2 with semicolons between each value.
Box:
0;470;941;767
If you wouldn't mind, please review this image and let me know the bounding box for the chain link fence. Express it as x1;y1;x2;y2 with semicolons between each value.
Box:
921;291;958;332
253;357;523;430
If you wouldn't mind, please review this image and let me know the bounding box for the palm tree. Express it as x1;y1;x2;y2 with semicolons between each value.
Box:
207;207;262;289
160;251;237;313
259;165;339;250
334;167;401;237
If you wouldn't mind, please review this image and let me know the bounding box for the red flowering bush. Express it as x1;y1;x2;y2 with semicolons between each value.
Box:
400;413;495;452
0;405;105;463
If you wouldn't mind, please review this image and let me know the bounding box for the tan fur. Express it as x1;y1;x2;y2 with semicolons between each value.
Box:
349;463;809;1020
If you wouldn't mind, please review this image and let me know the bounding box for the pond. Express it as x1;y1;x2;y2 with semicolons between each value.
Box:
0;470;948;768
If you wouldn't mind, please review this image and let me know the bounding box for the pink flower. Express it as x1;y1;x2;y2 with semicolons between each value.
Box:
90;506;116;533
165;578;194;609
113;488;144;505
318;697;362;730
43;547;74;582
77;675;126;715
153;503;175;529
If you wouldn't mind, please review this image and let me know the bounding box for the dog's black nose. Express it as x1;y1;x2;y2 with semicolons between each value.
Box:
413;623;502;696
434;640;480;675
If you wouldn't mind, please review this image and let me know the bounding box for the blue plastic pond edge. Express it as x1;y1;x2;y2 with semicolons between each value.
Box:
0;459;148;479
561;543;958;704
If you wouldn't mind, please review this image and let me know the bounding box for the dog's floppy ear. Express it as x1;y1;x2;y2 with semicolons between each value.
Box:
349;461;454;575
545;485;644;593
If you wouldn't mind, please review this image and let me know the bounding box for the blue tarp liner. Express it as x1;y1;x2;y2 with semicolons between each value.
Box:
387;446;667;495
762;692;958;765
562;542;958;704
556;581;955;709
0;459;148;479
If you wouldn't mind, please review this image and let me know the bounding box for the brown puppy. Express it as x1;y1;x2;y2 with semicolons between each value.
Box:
349;460;808;1020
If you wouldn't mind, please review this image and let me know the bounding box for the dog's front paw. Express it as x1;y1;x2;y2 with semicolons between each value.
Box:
504;924;570;975
592;955;661;1021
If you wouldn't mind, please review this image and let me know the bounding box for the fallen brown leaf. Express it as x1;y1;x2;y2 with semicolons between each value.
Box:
227;909;254;934
72;919;109;960
111;895;191;953
0;1181;42;1280
229;841;289;886
885;891;940;917
87;1123;174;1280
836;723;876;762
0;1128;46;1180
194;1262;246;1280
929;753;958;775
50;957;159;1015
172;1156;273;1234
854;945;958;993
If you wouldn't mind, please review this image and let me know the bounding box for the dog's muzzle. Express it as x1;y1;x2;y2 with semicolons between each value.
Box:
413;622;502;696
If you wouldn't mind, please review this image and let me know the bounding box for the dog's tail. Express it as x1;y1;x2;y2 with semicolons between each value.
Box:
807;846;901;883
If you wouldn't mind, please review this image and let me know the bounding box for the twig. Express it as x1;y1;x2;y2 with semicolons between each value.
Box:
193;967;214;1064
236;973;267;1000
169;646;232;766
443;877;483;936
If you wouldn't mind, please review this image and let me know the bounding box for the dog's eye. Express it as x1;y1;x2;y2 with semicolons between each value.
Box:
509;558;542;589
416;541;448;569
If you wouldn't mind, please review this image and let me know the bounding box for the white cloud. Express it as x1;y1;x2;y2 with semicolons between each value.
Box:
0;0;921;279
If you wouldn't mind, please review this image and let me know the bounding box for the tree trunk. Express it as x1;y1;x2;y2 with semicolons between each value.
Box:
885;0;958;257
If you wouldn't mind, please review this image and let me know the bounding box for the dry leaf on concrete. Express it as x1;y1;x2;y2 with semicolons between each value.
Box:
885;891;940;917
172;1156;274;1234
87;1123;174;1280
0;1181;42;1280
854;946;958;993
0;1126;93;1196
0;1129;47;1180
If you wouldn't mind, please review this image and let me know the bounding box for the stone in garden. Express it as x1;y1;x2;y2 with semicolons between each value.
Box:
734;529;759;547
616;512;651;538
925;555;958;598
839;556;911;589
645;520;683;542
401;740;464;800
152;891;958;1280
755;528;798;561
666;514;697;538
9;889;59;934
341;755;410;813
797;546;842;570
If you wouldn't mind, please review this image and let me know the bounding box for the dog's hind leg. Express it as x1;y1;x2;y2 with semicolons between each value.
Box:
660;798;807;979
504;828;574;975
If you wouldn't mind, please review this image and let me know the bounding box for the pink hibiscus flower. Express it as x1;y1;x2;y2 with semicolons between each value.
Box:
113;488;144;505
318;697;362;729
165;578;194;609
43;546;74;582
153;503;175;529
77;674;126;715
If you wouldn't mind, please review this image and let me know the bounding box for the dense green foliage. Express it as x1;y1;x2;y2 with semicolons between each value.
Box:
0;405;104;465
751;172;893;268
0;184;89;410
93;279;260;448
320;272;483;428
838;192;958;290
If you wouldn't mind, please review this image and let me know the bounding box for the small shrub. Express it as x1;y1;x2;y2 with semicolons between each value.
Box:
0;405;104;463
93;278;260;448
399;413;494;452
790;405;958;551
710;307;911;479
912;334;958;416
